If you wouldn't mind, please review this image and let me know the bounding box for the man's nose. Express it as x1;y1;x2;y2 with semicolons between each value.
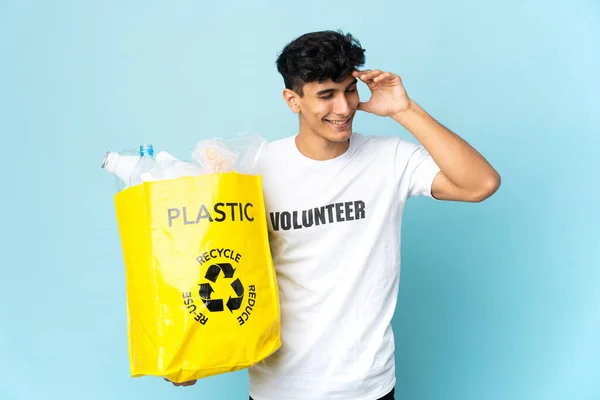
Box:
333;95;351;116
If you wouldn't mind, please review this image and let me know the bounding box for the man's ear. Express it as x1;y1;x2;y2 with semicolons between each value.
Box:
283;89;301;114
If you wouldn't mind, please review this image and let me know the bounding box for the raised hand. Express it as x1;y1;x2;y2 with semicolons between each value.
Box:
352;69;412;117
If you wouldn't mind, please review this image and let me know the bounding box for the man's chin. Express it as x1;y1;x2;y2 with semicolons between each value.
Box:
328;128;353;142
321;123;353;140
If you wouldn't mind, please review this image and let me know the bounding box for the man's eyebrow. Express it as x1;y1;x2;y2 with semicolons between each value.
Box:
316;88;335;96
316;79;358;96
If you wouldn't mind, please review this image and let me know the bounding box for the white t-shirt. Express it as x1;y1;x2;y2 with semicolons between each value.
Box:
248;133;441;400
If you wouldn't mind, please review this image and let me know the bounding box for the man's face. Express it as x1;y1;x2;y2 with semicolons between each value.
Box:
291;74;359;143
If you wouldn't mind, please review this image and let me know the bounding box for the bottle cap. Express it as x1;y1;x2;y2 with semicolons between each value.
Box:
139;144;154;157
101;152;116;172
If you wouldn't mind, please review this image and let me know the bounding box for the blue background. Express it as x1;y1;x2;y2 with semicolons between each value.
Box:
1;1;598;399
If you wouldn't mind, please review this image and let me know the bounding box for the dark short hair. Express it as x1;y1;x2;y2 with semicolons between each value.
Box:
276;30;366;96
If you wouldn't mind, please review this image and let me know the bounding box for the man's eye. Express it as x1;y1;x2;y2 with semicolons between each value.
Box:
346;87;357;93
321;94;334;100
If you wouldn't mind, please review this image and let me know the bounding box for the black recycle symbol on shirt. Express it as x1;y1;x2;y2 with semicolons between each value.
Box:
198;263;244;313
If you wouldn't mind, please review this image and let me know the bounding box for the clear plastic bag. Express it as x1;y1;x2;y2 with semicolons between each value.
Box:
191;131;267;175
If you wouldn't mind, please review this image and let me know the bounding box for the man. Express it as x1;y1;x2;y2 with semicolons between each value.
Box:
170;30;500;400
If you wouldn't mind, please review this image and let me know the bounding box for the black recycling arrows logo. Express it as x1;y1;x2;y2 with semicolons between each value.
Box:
199;263;244;313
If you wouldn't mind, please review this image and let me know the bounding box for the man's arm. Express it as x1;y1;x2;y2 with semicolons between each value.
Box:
353;68;500;202
392;101;501;202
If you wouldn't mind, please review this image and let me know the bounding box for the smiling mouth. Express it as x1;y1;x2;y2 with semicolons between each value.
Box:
323;113;354;126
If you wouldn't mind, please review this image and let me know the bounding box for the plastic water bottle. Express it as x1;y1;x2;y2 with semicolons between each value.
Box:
129;144;157;187
101;151;140;190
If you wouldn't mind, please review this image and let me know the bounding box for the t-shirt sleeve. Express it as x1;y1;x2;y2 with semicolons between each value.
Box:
397;138;441;199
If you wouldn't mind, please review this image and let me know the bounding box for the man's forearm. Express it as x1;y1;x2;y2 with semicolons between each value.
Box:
392;100;500;194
